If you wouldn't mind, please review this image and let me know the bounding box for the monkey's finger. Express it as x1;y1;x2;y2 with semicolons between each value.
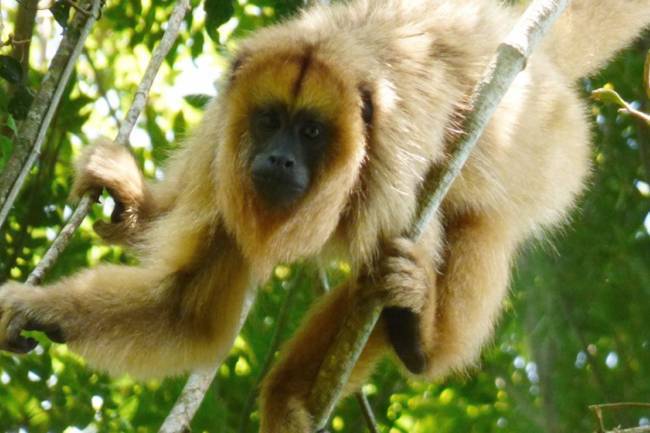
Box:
106;188;126;223
4;335;38;354
383;306;428;374
4;314;38;354
24;319;66;344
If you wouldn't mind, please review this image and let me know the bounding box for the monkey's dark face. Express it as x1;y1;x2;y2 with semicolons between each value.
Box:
217;50;368;263
249;104;332;208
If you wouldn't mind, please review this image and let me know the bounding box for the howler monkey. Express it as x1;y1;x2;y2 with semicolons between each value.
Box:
1;1;650;431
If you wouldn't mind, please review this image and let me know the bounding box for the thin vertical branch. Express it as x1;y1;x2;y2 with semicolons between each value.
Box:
83;49;121;129
10;0;38;73
236;273;302;433
18;0;191;284
355;392;379;433
0;0;104;230
307;0;572;429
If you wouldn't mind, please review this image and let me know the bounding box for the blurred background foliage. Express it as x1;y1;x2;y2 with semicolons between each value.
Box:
0;0;649;432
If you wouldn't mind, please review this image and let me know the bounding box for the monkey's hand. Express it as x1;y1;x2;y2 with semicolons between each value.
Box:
361;237;432;311
0;282;66;354
361;237;434;374
71;138;150;244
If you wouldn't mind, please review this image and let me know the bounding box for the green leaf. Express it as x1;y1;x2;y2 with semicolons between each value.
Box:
592;87;627;108
8;85;35;120
184;93;212;109
0;134;14;168
0;55;23;84
49;0;71;29
191;31;205;60
204;0;235;42
6;115;17;134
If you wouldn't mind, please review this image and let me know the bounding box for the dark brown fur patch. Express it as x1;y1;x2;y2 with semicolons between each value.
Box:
292;49;313;98
359;85;374;126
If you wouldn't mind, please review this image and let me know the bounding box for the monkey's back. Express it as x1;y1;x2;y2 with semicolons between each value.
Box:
237;0;591;259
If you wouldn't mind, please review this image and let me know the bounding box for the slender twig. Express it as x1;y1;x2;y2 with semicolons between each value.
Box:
608;428;650;433
10;0;38;71
317;268;380;433
83;48;121;128
307;0;572;429
114;0;189;147
0;0;104;230
590;403;650;411
355;392;379;433
590;403;650;433
236;272;302;433
592;88;650;125
157;367;219;433
26;194;96;284
158;293;255;433
19;0;190;285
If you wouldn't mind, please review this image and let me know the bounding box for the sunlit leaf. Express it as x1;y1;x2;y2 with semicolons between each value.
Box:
204;0;235;42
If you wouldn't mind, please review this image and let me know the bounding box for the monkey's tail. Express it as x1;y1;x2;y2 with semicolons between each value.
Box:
542;0;650;81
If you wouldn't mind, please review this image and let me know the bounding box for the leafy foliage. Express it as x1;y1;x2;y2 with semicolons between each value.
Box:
0;1;648;432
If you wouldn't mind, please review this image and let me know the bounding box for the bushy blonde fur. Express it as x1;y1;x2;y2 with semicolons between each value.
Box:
1;0;649;431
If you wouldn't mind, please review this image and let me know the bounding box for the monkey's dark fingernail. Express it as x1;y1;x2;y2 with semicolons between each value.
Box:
25;319;66;343
7;336;37;354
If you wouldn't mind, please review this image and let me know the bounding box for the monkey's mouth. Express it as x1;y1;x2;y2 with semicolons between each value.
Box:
251;172;308;208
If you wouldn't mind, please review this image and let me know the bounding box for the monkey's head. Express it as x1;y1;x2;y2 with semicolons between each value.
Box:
214;41;373;268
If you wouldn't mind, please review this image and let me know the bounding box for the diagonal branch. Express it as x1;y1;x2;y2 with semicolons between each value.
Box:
0;0;104;230
306;0;571;429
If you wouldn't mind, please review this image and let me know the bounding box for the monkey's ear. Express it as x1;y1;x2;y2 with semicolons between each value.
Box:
228;53;249;85
359;84;374;127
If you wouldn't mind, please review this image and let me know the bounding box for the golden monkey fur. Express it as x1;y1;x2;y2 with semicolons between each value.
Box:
1;0;650;431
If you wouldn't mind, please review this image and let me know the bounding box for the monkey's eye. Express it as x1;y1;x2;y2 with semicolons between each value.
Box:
301;123;322;140
255;109;282;132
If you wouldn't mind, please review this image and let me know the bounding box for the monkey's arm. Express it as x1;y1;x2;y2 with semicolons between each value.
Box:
0;222;252;377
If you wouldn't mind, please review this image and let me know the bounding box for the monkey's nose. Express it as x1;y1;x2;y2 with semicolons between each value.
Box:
268;154;295;170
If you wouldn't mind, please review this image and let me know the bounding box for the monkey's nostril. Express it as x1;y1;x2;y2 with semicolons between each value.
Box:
284;160;294;169
269;155;278;164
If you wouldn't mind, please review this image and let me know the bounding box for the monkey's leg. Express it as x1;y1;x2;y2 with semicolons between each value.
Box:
0;260;250;378
421;212;518;378
259;282;388;433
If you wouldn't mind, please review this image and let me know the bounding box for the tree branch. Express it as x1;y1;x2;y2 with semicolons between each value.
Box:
590;402;650;433
9;0;191;420
21;0;190;280
0;0;104;230
236;273;302;433
307;0;571;429
11;0;39;74
355;391;379;433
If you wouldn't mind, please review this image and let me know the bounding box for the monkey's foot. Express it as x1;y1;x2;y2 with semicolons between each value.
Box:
362;237;433;374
